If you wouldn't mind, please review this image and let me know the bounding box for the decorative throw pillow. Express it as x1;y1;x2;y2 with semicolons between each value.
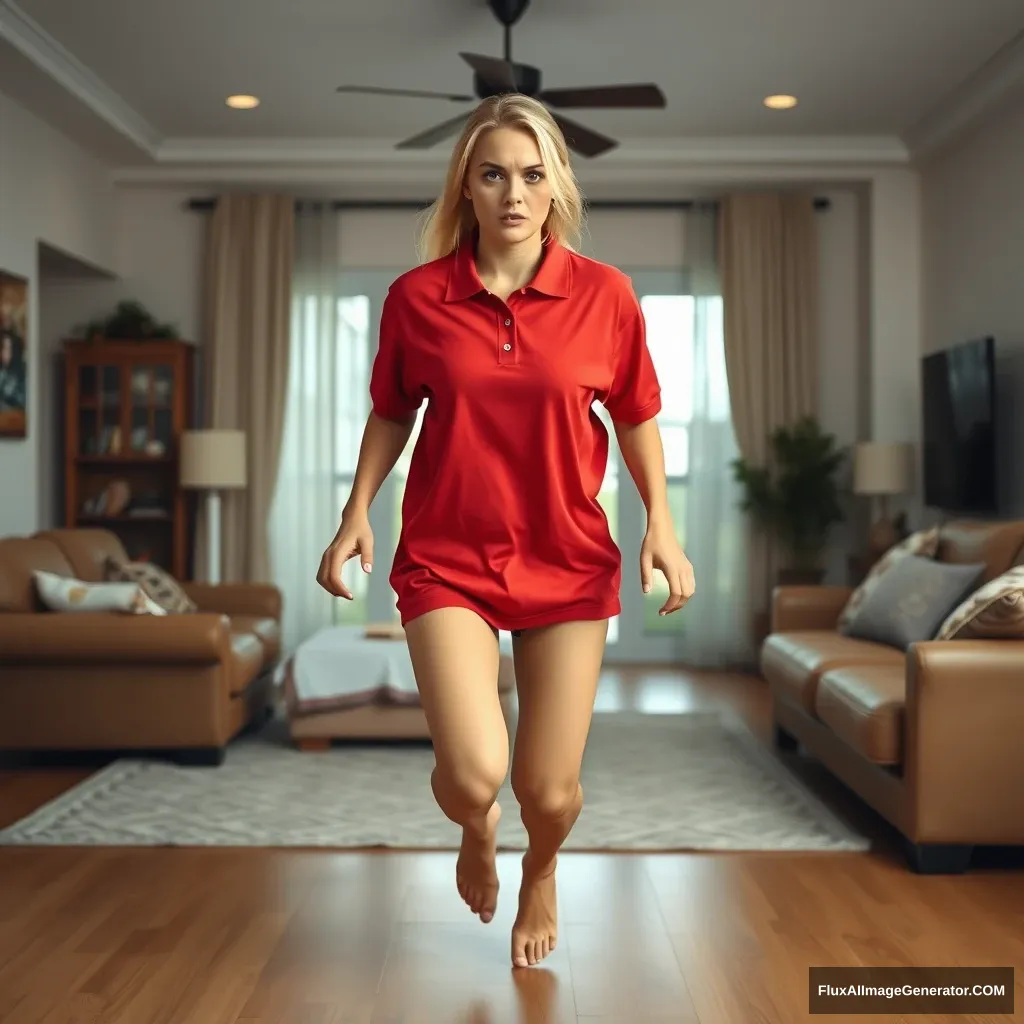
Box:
934;565;1024;640
103;556;198;614
837;525;940;633
843;555;985;650
33;569;167;615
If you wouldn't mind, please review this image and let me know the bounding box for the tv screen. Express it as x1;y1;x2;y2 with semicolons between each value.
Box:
921;336;997;514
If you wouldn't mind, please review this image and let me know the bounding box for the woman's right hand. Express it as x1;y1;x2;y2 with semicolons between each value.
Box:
316;509;374;600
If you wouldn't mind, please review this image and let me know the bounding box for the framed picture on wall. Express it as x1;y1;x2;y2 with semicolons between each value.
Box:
0;269;28;438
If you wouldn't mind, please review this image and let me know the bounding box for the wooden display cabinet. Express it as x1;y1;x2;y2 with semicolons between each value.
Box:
63;339;195;580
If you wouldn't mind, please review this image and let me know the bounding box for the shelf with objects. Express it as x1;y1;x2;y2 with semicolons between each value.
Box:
62;337;195;580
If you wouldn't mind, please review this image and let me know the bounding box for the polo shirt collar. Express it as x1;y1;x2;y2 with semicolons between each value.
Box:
445;230;571;302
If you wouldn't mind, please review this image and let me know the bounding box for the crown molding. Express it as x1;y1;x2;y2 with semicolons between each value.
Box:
0;0;161;156
903;25;1024;160
151;133;909;167
107;133;909;186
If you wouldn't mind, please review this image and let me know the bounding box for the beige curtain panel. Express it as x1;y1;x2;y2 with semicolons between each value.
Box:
719;192;820;620
194;194;294;583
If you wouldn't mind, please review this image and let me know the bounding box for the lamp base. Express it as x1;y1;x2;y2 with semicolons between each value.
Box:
867;515;899;562
205;489;221;585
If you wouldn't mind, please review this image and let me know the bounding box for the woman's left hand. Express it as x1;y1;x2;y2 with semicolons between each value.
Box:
640;519;696;616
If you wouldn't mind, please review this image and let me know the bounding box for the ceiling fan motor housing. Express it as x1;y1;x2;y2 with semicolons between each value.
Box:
474;65;541;98
489;0;531;26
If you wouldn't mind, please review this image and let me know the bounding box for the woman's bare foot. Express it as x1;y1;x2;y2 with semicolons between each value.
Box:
511;849;558;967
456;802;501;923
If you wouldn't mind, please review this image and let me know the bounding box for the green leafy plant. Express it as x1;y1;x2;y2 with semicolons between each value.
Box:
77;300;178;341
731;415;846;573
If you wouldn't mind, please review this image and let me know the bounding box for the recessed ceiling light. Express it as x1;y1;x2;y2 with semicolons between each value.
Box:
763;94;798;110
226;94;260;109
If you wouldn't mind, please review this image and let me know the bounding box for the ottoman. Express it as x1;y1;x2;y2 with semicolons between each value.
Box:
283;622;517;749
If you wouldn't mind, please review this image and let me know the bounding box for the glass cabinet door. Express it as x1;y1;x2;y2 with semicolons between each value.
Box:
128;362;175;456
78;363;123;455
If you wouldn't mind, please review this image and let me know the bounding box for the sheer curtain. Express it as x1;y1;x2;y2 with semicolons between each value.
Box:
678;204;753;668
268;203;347;658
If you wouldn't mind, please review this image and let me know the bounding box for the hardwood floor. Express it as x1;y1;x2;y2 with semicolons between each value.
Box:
1;667;1021;1023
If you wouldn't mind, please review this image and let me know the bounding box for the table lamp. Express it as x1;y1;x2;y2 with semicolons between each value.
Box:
180;429;247;584
853;441;911;561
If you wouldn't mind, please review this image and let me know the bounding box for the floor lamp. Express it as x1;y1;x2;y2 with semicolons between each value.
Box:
854;441;911;563
180;429;247;585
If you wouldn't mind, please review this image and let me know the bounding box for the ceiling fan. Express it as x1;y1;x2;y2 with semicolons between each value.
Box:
336;0;666;157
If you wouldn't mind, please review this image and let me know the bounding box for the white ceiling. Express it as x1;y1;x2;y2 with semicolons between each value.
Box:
3;0;1024;171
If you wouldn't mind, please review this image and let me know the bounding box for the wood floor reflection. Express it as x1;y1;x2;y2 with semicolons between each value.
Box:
1;667;1021;1023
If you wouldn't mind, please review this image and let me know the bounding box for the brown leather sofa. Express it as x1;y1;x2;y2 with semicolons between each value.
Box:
0;528;282;765
761;518;1024;874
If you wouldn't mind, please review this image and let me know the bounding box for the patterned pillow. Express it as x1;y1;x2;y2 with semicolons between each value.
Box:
34;569;167;616
934;565;1024;640
837;526;940;633
842;556;985;650
104;556;198;614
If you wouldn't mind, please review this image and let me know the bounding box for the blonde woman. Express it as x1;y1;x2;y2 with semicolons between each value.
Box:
317;94;694;968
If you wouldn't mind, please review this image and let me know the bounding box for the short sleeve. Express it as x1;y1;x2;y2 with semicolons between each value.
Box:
369;287;422;422
602;280;662;424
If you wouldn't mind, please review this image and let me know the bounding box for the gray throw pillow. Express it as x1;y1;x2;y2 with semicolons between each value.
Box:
843;555;986;650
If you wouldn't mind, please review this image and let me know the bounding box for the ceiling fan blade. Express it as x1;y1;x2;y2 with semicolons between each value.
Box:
337;84;474;102
550;113;618;157
459;51;517;91
539;83;666;109
395;111;472;149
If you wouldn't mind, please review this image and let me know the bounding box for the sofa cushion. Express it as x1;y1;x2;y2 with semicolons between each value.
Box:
837;526;940;633
230;614;281;663
937;518;1024;584
815;664;905;765
761;631;903;714
228;630;265;695
842;555;985;650
0;537;74;612
33;528;130;583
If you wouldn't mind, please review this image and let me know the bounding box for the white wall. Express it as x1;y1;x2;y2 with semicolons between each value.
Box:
921;93;1024;517
0;89;118;536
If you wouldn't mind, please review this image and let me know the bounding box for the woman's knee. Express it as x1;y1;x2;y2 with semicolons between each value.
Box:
512;773;581;821
435;756;507;813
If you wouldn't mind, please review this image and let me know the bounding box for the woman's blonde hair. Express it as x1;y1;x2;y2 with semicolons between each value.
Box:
416;94;585;263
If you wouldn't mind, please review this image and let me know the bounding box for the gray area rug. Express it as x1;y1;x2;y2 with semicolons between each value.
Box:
0;711;869;851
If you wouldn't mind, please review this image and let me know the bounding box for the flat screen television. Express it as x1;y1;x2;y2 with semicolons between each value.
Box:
921;336;997;514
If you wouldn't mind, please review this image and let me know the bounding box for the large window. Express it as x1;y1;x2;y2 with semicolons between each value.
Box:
330;294;372;624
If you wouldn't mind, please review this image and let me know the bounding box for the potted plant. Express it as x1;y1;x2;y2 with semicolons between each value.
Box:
77;300;179;343
731;415;846;584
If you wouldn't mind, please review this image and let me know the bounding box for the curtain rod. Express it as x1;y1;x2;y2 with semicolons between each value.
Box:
185;196;831;212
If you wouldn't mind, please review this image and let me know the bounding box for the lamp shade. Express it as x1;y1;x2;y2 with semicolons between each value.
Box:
853;441;910;496
180;429;247;489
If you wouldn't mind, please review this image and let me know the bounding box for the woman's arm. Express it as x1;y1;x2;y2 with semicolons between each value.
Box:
613;417;671;526
614;416;695;614
343;410;416;520
317;410;416;598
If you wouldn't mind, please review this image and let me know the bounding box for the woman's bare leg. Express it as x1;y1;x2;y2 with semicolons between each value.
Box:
508;619;607;967
404;606;509;923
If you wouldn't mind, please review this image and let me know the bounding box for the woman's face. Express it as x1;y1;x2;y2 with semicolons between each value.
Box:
463;127;553;249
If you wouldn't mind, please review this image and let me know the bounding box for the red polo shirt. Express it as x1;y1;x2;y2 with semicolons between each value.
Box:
369;232;662;632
